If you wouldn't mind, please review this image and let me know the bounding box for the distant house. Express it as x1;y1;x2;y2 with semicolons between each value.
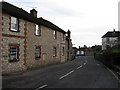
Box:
1;2;72;74
76;47;85;56
72;47;77;59
102;29;120;50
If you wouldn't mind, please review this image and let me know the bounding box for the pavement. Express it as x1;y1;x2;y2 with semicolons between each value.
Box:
2;56;120;89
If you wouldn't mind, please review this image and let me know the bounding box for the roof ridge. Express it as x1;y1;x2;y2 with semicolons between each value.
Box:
1;1;66;33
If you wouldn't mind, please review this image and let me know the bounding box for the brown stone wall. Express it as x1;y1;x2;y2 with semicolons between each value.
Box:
2;13;67;73
26;23;66;68
2;13;27;74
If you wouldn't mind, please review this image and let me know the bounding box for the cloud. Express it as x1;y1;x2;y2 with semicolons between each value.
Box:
2;0;120;47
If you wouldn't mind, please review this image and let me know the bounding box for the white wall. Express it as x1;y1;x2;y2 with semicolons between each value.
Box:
102;37;118;50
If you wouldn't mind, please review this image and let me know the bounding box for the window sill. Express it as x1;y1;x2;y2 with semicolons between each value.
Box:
9;59;19;62
53;56;57;57
10;29;19;32
35;57;40;60
35;34;41;36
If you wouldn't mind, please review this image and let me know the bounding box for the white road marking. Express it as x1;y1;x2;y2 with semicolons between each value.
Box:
76;65;82;69
59;70;74;80
35;84;47;90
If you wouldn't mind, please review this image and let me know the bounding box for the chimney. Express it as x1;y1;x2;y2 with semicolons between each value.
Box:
30;9;37;17
67;29;71;39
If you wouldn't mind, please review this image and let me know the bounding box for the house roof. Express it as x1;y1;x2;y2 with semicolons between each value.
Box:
102;31;120;38
1;2;66;34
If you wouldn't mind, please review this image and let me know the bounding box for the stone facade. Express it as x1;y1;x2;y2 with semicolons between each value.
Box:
1;2;68;74
2;13;27;74
26;22;66;69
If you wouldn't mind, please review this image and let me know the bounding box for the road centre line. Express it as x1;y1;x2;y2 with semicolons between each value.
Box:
76;65;82;69
59;70;74;80
35;84;47;90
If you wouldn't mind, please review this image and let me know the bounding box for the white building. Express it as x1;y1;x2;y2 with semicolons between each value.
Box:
102;30;120;50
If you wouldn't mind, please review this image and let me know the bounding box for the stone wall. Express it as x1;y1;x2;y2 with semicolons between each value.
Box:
26;22;66;68
2;13;67;74
2;13;27;74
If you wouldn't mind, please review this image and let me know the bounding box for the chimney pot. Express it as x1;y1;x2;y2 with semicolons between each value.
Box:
30;9;37;17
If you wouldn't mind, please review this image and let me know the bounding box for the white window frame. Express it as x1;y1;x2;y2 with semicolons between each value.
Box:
53;30;57;39
11;16;18;31
53;47;57;56
35;46;41;59
36;24;41;36
10;46;18;61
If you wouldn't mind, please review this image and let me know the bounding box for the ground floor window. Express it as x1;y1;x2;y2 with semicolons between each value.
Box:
35;46;41;59
62;47;64;56
9;44;20;62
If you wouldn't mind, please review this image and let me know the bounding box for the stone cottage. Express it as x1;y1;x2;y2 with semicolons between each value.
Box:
1;2;72;74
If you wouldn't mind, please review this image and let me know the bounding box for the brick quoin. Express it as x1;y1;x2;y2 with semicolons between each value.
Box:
24;21;27;65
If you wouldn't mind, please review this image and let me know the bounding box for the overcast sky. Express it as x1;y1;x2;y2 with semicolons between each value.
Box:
1;0;120;47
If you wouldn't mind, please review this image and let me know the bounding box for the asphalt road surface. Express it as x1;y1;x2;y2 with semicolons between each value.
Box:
3;56;120;89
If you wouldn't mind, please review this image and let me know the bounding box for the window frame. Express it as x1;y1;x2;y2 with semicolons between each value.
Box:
35;24;41;36
53;30;57;39
10;16;19;32
9;44;20;62
35;46;41;60
62;47;64;56
53;47;57;57
62;33;65;41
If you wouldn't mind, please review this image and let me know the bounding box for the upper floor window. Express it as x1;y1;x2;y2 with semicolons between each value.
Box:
11;16;18;32
36;24;41;36
106;38;109;43
62;33;65;41
53;30;57;39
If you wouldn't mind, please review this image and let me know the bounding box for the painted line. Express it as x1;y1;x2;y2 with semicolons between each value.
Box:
59;70;74;80
76;65;82;69
97;64;100;66
35;84;47;90
84;61;87;65
106;67;120;83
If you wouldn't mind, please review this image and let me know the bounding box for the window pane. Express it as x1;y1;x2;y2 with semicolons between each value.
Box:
53;47;57;56
10;46;18;61
11;17;17;24
62;47;64;56
53;31;56;39
36;25;40;35
35;47;40;59
11;17;18;31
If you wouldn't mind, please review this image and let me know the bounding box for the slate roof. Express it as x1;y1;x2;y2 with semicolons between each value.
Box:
102;31;120;38
1;2;66;34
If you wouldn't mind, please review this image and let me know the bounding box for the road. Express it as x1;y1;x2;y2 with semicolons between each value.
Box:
3;56;120;89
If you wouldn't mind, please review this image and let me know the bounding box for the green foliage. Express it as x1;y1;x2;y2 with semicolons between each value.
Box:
112;49;120;53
